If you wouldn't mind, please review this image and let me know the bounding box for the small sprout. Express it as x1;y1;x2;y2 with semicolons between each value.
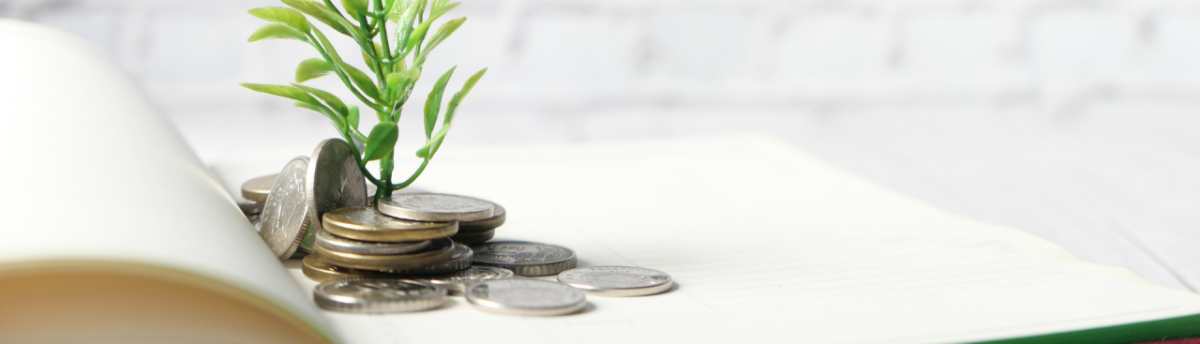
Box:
242;0;486;201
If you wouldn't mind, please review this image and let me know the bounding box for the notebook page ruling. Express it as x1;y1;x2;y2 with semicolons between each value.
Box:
218;135;1200;344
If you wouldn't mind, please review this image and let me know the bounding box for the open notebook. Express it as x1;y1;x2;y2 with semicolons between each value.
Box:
3;19;1200;344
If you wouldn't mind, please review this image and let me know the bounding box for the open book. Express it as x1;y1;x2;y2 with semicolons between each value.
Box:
4;20;1200;344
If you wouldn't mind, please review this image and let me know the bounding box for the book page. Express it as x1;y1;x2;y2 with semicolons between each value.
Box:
0;20;336;343
216;135;1200;344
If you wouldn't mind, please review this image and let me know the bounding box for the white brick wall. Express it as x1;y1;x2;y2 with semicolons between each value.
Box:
3;0;1200;158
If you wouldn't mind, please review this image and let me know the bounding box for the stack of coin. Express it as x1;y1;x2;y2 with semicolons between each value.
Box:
376;193;506;245
240;173;276;225
303;206;467;281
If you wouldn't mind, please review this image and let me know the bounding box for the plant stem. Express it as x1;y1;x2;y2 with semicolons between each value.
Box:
391;158;429;190
306;30;387;114
323;0;344;17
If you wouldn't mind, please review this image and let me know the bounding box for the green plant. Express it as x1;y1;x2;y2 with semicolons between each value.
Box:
241;0;485;203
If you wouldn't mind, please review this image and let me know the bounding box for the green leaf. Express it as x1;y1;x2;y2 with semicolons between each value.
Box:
423;66;455;139
281;0;355;37
363;121;399;161
311;29;343;64
340;63;381;101
248;7;310;32
347;105;360;129
292;84;348;116
415;124;450;158
415;17;465;64
295;58;335;83
387;0;409;22
394;0;426;56
248;23;309;42
385;68;421;90
240;83;318;104
443;68;485;124
361;42;384;74
341;0;368;18
431;2;460;19
294;101;345;129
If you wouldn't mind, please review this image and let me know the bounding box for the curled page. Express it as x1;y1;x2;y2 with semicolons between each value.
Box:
0;20;335;343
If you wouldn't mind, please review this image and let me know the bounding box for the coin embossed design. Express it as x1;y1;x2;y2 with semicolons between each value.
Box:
241;174;277;202
465;279;587;316
314;278;446;313
259;157;312;259
459;204;505;233
383;242;473;275
316;230;432;255
472;241;577;276
305;139;368;250
424;266;514;295
378;194;494;222
323;206;457;242
557;266;673;297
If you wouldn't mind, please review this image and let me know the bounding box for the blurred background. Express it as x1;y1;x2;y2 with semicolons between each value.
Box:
3;0;1199;291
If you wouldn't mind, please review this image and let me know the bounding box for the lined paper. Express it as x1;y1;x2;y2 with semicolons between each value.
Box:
218;136;1200;344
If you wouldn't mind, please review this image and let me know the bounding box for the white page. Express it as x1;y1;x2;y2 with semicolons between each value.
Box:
0;20;336;342
212;135;1200;344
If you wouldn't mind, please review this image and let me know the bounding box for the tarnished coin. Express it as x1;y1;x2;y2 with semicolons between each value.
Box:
317;238;455;271
238;200;263;216
465;278;586;316
241;174;277;202
424;266;514;295
259;157;313;260
302;253;396;283
557;266;673;297
452;229;495;245
293;223;316;258
472;241;577;276
316;230;432;255
383;242;472;275
315;278;446;313
323;206;457;242
459;204;505;233
303;139;368;251
378;194;494;222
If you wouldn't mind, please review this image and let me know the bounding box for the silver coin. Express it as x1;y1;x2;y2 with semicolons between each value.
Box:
378;193;494;222
259;157;312;259
465;278;586;316
305;138;368;251
314;278;446;313
315;230;432;255
557;266;673;297
384;242;473;275
424;266;514;296
472;241;577;276
459;204;505;233
241;174;277;202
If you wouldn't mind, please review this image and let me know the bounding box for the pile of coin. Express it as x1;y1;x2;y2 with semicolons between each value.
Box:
243;138;673;316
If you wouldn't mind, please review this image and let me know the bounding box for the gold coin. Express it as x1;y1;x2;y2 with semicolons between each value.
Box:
316;238;455;271
301;254;393;283
322;206;457;242
459;204;505;233
452;230;495;245
240;174;277;202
